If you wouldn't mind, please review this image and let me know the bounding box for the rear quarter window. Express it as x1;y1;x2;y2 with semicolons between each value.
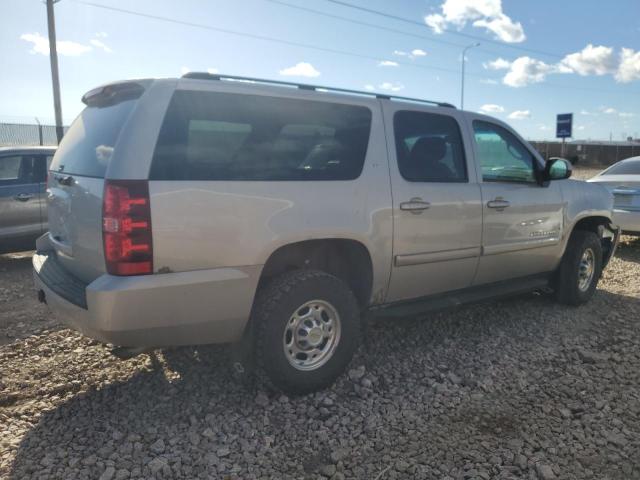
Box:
150;90;372;181
50;99;137;178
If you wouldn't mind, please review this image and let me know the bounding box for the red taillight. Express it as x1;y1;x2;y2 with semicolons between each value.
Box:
102;180;153;275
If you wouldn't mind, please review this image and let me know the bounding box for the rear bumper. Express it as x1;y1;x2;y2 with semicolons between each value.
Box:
612;209;640;235
33;250;262;347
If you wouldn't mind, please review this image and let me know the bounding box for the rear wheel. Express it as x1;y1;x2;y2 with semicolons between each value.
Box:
252;269;360;394
555;230;602;305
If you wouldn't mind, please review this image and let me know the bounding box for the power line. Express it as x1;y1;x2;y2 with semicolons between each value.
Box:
264;0;469;51
70;0;469;78
69;0;637;96
323;0;566;59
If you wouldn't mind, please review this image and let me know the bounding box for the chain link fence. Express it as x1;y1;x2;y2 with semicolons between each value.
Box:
0;123;68;147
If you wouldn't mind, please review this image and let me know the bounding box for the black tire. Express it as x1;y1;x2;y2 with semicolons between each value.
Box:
252;269;360;395
555;230;603;305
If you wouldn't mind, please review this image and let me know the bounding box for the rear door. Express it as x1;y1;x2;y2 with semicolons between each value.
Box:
0;153;41;242
469;118;564;285
47;86;144;282
385;105;482;302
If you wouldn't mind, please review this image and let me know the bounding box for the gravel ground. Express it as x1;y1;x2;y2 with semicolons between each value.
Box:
2;169;640;480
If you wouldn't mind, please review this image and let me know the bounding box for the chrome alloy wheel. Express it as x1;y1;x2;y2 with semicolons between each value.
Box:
578;247;595;292
283;300;341;371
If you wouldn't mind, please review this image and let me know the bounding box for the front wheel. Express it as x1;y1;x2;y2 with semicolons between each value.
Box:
252;270;360;394
555;230;603;305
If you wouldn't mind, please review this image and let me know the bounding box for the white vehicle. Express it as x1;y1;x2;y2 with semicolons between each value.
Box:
588;156;640;235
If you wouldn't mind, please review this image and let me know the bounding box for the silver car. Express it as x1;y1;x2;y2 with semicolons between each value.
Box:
0;146;56;253
33;74;618;393
588;156;640;235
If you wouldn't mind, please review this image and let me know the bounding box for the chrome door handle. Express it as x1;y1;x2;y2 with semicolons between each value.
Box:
487;198;510;210
400;198;431;213
55;175;74;186
14;193;35;202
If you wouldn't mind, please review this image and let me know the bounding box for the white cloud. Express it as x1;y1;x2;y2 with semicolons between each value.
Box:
95;32;108;38
378;82;405;92
619;112;636;118
473;13;526;43
575;125;586;131
393;49;427;60
538;124;550;131
579;109;595;116
279;62;320;77
559;44;616;76
364;84;375;91
480;78;499;84
489;45;640;88
483;57;511;70
615;48;640;83
479;103;504;113
508;110;531;119
378;60;399;67
602;107;617;114
90;39;113;53
20;32;92;56
425;0;525;43
207;68;219;74
503;57;555;87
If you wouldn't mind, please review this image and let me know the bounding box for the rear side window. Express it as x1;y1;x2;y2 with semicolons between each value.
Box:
393;110;467;183
150;91;372;181
604;159;640;176
50;99;138;178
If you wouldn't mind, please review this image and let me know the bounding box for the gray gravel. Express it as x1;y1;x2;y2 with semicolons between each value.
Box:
1;215;640;478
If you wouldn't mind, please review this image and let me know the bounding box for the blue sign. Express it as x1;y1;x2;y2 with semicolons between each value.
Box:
556;113;573;138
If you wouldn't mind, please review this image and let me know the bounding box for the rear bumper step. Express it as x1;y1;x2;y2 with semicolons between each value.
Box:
33;250;88;309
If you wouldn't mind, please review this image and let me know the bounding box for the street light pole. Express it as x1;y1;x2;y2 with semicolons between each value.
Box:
460;42;480;110
46;0;64;144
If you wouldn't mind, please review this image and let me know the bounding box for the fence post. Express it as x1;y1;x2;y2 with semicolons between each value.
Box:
35;117;43;146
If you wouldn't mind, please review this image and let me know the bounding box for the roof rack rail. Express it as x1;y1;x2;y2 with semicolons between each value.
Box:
181;72;456;109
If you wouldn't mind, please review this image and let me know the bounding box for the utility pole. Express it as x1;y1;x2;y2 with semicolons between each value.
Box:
46;0;64;144
460;42;480;110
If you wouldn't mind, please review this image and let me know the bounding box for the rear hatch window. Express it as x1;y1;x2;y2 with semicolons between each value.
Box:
50;84;142;178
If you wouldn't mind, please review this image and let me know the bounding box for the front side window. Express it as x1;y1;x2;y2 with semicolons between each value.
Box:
393;110;467;183
150;91;372;181
473;121;536;183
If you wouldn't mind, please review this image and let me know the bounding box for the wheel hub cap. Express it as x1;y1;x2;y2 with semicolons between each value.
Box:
283;300;341;371
578;248;595;292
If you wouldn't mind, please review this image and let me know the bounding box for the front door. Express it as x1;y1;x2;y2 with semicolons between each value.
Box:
469;119;564;285
0;154;42;245
385;106;482;302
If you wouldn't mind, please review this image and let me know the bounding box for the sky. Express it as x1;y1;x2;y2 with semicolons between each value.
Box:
1;0;639;141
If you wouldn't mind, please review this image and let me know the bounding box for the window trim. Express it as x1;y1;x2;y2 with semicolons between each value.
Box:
393;110;469;184
472;120;540;185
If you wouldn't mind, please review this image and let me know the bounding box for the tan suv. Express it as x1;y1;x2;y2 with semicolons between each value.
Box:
34;74;618;393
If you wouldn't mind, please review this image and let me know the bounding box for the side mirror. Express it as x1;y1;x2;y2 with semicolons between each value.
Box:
544;157;572;181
